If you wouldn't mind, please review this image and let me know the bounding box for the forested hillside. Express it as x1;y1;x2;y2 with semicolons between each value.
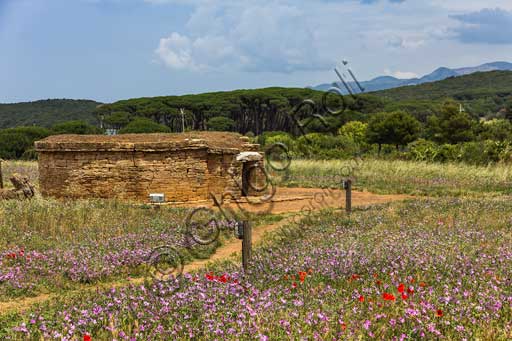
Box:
96;87;385;135
2;71;511;133
96;71;512;134
2;71;512;164
373;70;512;117
0;99;100;128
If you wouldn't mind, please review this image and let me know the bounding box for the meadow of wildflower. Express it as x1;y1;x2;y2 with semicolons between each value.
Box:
0;197;238;299
0;160;511;340
1;197;511;339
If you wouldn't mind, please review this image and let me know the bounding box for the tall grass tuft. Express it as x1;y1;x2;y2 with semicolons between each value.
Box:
282;158;512;196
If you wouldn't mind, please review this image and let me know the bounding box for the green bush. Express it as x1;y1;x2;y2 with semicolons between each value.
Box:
52;120;102;135
264;133;298;157
406;139;512;165
3;126;51;141
0;126;51;160
206;116;235;132
479;119;512;141
436;144;460;163
296;133;359;159
339;121;368;147
407;139;439;162
118;118;171;134
0;132;31;159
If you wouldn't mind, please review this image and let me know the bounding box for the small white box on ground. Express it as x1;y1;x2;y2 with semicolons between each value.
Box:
149;193;165;203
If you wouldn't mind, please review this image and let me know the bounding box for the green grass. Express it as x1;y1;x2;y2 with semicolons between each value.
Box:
3;197;511;339
0;160;38;189
0;159;283;300
280;158;512;196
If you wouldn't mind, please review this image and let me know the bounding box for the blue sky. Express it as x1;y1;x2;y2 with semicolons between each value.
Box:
1;0;512;103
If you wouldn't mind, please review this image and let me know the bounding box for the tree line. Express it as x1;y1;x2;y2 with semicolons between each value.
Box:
2;71;512;164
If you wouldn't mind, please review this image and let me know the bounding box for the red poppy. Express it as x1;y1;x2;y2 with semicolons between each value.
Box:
407;287;414;295
409;278;415;284
383;293;396;301
375;280;382;286
84;335;91;341
205;273;214;281
358;295;365;302
219;274;228;283
436;309;443;317
340;323;347;331
292;282;297;288
419;282;427;287
351;274;360;280
397;283;405;293
373;273;378;278
299;271;307;283
401;293;408;300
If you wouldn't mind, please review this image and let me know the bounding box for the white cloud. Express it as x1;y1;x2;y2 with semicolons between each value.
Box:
428;0;512;12
155;33;196;70
384;69;418;79
387;35;426;49
154;1;334;73
151;0;512;79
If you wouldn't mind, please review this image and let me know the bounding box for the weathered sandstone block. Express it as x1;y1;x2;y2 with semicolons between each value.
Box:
35;132;264;202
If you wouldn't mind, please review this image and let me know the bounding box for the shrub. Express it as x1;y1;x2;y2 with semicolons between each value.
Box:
0;126;51;159
479;119;512;141
296;133;358;159
339;121;368;147
264;133;298;157
118;118;171;134
0;132;31;159
207;117;235;132
407;139;439;162
52;121;102;135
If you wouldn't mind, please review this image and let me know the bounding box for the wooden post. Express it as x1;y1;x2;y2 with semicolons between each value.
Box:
241;220;252;271
0;159;3;189
344;179;352;214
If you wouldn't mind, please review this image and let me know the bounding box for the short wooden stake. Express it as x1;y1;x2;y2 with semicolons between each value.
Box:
241;220;252;271
0;159;3;189
344;179;352;214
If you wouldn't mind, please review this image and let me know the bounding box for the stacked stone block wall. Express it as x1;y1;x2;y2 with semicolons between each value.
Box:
38;148;244;202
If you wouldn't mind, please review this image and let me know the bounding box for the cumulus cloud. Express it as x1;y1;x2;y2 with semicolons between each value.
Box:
154;1;332;72
387;35;425;49
450;8;512;44
384;69;418;79
151;0;512;76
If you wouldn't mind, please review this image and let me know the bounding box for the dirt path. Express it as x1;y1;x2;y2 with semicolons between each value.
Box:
168;187;411;215
0;189;411;315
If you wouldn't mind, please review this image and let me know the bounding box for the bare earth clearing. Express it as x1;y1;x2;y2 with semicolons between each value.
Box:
0;187;411;315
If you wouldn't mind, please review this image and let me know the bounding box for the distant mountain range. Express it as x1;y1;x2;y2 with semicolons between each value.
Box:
310;61;512;93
